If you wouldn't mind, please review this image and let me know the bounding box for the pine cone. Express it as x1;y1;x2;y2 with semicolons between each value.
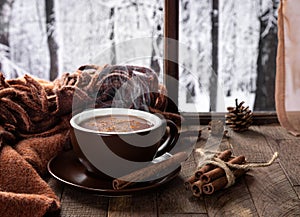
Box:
225;99;253;132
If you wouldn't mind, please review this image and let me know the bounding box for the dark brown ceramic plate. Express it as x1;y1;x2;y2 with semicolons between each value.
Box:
47;150;181;196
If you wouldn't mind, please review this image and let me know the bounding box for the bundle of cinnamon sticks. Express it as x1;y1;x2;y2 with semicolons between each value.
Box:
185;150;248;197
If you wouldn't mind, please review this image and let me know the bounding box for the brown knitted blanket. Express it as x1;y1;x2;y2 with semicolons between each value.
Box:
0;71;72;217
0;64;181;217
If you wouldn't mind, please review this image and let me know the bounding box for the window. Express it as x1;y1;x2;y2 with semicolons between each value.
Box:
0;0;279;122
173;0;279;113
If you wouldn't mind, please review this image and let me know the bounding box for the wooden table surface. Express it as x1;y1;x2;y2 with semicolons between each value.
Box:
47;125;300;217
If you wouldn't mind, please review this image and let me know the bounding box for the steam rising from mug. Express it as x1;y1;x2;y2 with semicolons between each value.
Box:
70;37;225;181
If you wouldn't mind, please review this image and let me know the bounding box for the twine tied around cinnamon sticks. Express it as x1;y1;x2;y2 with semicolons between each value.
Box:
185;149;279;197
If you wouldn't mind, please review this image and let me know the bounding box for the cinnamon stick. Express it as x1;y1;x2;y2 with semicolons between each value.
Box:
200;155;246;183
112;152;188;190
195;149;232;179
184;149;232;190
191;180;205;197
202;169;247;195
184;175;198;190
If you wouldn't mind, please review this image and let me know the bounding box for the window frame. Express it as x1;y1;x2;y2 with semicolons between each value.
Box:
163;0;278;125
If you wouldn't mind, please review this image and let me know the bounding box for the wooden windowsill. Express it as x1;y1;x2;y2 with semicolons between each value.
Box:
181;111;278;125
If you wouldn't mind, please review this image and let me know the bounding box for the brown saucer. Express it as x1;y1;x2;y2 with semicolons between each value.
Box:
47;150;181;196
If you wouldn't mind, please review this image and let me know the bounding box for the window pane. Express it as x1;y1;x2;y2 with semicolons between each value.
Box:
179;0;212;112
1;0;164;81
179;0;279;112
1;0;280;113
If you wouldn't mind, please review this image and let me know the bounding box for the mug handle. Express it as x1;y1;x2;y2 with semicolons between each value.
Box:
155;120;179;157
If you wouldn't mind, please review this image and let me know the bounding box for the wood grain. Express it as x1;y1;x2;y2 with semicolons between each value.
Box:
228;127;274;162
157;176;207;215
204;177;258;217
266;138;300;185
160;214;208;217
258;125;297;140
52;124;300;216
108;193;157;217
245;163;300;217
59;186;108;217
180;152;197;180
295;186;300;200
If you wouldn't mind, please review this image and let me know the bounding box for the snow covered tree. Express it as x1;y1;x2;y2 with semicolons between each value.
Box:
0;0;15;76
46;0;60;81
209;0;218;111
150;0;163;75
253;0;279;111
0;0;14;56
109;7;116;65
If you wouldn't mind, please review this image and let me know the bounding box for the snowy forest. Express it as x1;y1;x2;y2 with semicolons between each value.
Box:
0;0;279;112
